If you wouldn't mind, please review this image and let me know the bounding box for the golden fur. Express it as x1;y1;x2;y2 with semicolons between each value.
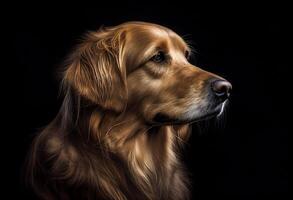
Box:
26;21;226;200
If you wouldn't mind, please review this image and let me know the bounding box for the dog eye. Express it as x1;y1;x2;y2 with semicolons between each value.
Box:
150;51;165;63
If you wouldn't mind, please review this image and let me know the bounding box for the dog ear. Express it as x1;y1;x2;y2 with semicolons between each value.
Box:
63;28;127;112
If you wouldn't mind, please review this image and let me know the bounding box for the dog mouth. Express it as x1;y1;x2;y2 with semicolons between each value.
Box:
152;101;226;125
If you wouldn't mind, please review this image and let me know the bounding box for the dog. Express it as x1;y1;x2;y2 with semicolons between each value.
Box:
26;21;232;200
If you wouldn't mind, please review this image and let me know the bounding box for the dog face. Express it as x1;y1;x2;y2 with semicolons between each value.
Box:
123;22;232;124
64;22;231;124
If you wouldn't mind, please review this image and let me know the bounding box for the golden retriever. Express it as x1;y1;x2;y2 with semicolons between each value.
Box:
26;21;232;200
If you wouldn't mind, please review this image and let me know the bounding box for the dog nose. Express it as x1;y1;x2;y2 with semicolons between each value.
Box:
211;79;232;101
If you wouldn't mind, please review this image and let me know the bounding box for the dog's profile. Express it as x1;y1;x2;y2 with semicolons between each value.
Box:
26;21;231;200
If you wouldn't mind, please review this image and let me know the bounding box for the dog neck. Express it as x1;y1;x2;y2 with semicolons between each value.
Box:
83;108;189;197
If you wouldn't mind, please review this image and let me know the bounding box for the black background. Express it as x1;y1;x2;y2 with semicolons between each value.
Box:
8;1;289;199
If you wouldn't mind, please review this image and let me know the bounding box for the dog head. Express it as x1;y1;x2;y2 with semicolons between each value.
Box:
63;21;231;124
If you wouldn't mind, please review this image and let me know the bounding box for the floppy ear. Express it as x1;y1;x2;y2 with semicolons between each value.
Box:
63;28;127;112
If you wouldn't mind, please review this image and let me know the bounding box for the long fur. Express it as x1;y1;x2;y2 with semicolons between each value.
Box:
26;22;194;200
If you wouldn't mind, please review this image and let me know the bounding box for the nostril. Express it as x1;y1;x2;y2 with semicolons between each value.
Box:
211;80;232;98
